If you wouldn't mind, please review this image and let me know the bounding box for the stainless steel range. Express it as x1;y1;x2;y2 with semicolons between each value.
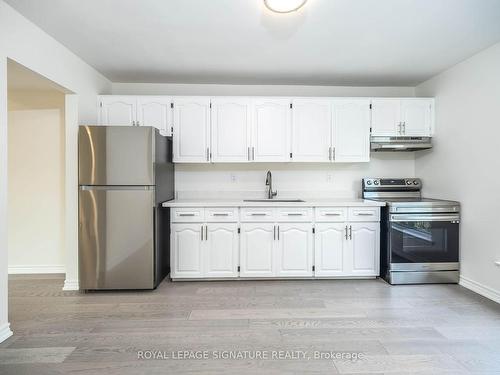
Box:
362;178;460;285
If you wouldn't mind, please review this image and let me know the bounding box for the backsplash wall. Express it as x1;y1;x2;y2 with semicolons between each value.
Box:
175;153;415;199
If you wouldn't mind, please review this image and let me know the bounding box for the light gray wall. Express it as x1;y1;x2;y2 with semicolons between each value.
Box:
0;0;111;342
175;155;415;199
112;82;415;97
415;41;500;299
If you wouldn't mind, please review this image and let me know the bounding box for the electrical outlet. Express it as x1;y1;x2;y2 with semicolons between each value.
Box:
326;174;333;183
230;173;237;183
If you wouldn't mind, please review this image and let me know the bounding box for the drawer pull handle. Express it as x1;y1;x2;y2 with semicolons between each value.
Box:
324;213;341;216
179;213;195;217
287;213;303;216
356;213;374;216
250;213;267;216
213;213;229;216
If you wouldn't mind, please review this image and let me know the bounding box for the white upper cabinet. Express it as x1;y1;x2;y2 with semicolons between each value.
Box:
98;95;435;164
252;98;291;162
371;98;434;136
291;99;332;162
211;98;252;163
401;99;434;136
172;97;211;163
98;96;137;126
332;99;371;162
137;97;172;136
370;99;401;136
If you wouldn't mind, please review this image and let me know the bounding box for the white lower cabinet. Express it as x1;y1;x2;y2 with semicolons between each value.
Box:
314;223;346;277
171;222;239;278
171;206;380;280
315;222;379;277
240;223;275;277
171;224;204;278
205;223;239;278
348;222;380;276
276;223;313;277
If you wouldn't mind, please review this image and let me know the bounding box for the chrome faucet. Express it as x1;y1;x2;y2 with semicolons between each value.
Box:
265;170;277;199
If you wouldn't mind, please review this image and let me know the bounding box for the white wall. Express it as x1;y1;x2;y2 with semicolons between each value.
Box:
112;82;415;97
8;91;65;274
0;0;112;342
415;41;500;301
176;154;415;199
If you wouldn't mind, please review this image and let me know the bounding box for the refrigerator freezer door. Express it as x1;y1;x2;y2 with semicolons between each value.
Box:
79;186;155;289
79;126;154;186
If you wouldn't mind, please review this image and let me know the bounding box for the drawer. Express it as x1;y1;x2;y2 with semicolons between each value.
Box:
276;207;313;222
205;207;238;222
315;207;347;222
348;207;380;222
171;207;205;222
240;207;275;222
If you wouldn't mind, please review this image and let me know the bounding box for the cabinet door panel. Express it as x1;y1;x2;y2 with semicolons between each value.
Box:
173;97;211;163
205;223;239;278
291;99;331;162
314;223;346;276
401;99;433;136
211;98;251;162
171;224;203;278
252;98;291;162
137;97;171;136
371;99;401;136
240;223;275;277
348;222;379;276
276;223;313;277
98;96;136;126
333;99;370;162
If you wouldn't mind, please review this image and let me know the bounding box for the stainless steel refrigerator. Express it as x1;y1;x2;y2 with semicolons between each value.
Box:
78;126;174;290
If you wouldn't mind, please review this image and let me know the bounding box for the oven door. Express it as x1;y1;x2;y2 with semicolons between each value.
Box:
389;213;459;270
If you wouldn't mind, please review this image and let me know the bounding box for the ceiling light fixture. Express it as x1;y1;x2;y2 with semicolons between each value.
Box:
264;0;308;13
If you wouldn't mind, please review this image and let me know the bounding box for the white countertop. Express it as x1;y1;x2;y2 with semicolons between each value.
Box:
162;199;385;208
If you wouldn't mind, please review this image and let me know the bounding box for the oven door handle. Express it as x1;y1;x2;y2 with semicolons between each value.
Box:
390;214;460;222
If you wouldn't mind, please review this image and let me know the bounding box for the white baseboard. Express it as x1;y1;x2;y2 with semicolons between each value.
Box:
460;275;500;304
8;265;65;274
0;323;13;343
63;279;79;291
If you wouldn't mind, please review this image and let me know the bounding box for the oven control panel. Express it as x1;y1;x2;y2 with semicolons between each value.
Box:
363;178;422;190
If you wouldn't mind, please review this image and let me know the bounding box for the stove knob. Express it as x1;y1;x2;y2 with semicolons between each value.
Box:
413;180;419;185
406;181;412;185
374;180;379;185
366;180;372;185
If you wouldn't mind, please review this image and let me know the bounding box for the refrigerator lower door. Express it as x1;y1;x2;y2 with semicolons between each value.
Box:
79;186;155;290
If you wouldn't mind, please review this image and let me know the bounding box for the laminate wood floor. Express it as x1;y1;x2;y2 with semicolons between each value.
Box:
2;275;500;374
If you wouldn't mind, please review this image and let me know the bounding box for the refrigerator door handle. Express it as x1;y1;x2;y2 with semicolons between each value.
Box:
79;185;154;191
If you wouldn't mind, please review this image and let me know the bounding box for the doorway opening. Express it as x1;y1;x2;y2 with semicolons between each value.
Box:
7;60;71;287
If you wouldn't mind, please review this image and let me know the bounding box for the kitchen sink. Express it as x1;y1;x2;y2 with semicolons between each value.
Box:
243;199;305;203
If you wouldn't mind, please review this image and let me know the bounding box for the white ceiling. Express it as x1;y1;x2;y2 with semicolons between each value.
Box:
6;0;500;86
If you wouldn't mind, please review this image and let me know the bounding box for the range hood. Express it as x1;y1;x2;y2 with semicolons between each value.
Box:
371;136;432;152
